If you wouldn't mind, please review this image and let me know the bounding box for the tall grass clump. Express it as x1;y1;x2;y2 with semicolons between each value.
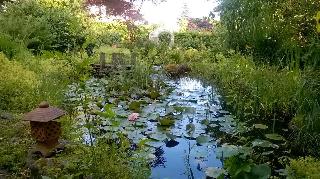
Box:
191;53;320;155
193;53;301;122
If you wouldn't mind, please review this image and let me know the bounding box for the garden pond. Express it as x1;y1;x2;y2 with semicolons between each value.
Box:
65;69;244;179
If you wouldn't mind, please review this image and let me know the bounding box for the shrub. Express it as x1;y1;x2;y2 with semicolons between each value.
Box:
193;54;301;122
218;0;320;67
0;0;88;53
0;53;40;111
174;32;216;50
287;157;320;179
184;48;201;62
158;31;172;46
0;34;24;59
0;117;32;176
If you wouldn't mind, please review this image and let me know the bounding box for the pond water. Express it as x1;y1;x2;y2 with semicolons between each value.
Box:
149;78;224;179
66;73;237;179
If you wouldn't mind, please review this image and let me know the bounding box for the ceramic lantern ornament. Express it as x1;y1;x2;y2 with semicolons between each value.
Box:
24;101;66;157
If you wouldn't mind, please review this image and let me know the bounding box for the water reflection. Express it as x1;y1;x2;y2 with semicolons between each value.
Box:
150;78;223;179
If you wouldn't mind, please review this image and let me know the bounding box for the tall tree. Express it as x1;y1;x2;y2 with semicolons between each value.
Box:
86;0;164;20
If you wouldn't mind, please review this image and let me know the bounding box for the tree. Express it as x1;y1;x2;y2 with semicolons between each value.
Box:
218;0;320;67
85;0;164;21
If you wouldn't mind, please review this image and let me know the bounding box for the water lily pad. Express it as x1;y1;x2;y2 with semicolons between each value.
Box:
127;131;145;143
145;141;163;148
253;124;268;130
138;138;153;148
252;139;279;149
205;167;225;178
186;123;195;134
147;154;156;160
201;119;210;126
209;123;219;128
134;121;147;128
215;144;240;159
219;110;229;114
149;133;167;141
158;116;175;126
165;132;177;141
261;151;274;156
147;113;159;122
129;101;141;112
265;134;285;141
196;135;212;145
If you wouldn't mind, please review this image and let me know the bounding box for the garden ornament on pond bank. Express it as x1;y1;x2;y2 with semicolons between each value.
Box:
23;101;66;157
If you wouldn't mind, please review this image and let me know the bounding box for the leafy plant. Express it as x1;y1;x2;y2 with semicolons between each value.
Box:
287;157;320;179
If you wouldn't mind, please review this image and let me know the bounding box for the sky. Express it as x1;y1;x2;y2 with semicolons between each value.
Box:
137;0;219;31
89;0;219;31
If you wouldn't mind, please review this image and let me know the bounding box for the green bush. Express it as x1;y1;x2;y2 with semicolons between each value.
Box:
0;53;40;111
87;21;128;47
0;0;88;53
174;32;217;50
184;48;201;62
158;31;172;46
0;50;88;112
36;138;150;178
193;53;301;122
218;0;320;67
0;117;32;176
0;34;24;59
287;157;320;179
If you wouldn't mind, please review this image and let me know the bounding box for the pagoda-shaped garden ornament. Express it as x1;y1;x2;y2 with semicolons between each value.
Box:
24;101;66;157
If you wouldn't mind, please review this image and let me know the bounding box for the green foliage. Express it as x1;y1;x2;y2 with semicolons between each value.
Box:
193;53;301;122
0;0;88;52
0;53;40;111
0;50;90;112
287;157;320;179
174;31;216;50
87;21;128;47
225;156;271;179
0;117;32;176
219;0;320;67
191;53;320;156
158;31;172;46
0;34;25;59
35;138;150;178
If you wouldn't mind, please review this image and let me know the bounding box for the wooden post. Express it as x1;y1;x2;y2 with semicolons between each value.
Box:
100;52;106;71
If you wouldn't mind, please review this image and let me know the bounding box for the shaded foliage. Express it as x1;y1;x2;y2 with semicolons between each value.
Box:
0;0;88;53
218;0;320;68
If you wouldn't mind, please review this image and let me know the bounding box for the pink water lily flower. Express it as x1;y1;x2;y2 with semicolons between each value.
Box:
128;113;139;122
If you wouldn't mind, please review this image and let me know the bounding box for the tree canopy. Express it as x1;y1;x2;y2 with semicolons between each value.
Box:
85;0;164;20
